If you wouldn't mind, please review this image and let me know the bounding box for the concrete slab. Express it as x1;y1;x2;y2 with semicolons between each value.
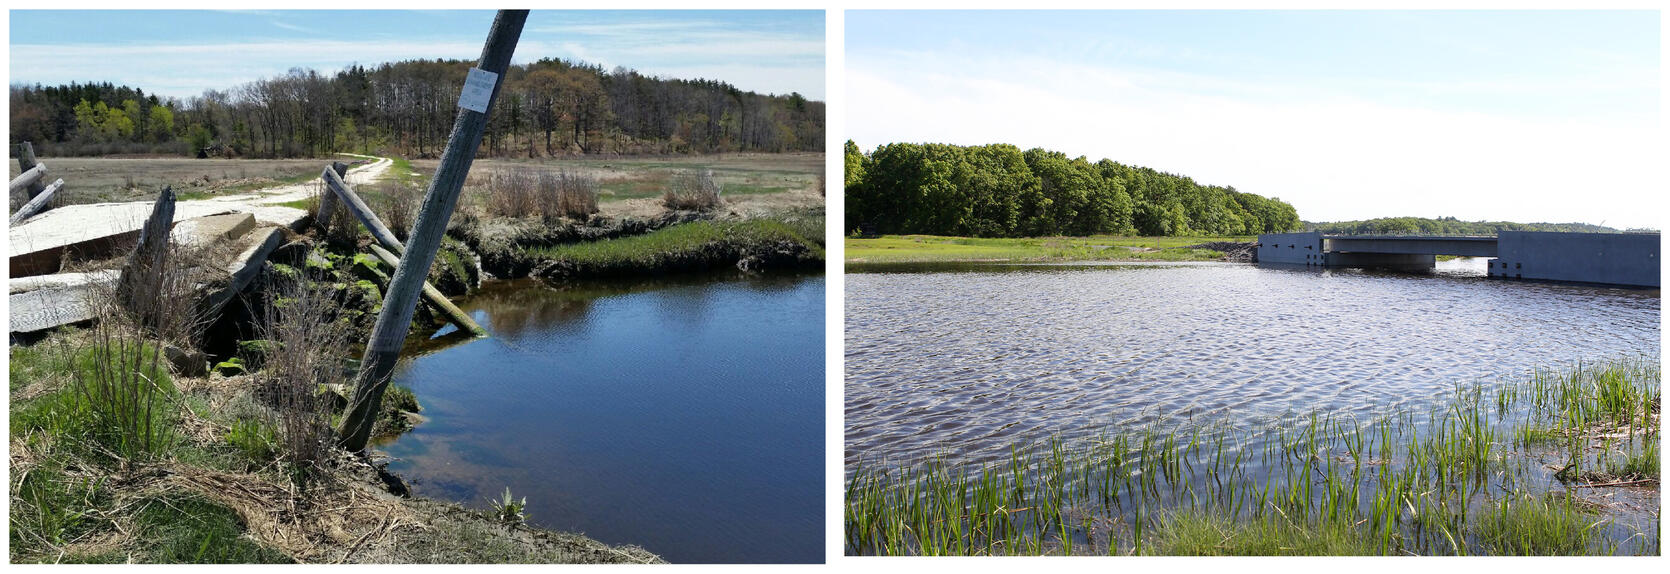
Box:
9;200;306;277
204;226;285;311
9;269;119;295
170;213;255;248
9;272;117;333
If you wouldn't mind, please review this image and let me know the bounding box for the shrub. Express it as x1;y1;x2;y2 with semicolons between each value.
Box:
371;181;422;241
255;278;353;476
663;169;723;211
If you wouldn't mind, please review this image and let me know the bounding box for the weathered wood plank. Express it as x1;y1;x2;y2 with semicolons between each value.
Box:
367;243;487;338
8;178;63;226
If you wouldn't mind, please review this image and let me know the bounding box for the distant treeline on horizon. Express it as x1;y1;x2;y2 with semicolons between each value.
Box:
9;57;825;159
844;141;1301;238
1303;217;1646;235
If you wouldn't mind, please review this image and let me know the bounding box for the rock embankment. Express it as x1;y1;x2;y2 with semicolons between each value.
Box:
1184;241;1257;262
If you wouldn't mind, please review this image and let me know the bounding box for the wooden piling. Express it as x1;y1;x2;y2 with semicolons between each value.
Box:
320;167;403;250
315;162;350;235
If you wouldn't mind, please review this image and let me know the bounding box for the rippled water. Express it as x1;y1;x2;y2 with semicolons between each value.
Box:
385;274;824;564
845;260;1659;467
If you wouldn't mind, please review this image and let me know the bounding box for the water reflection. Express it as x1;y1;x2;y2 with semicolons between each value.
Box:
846;263;1658;467
386;272;825;564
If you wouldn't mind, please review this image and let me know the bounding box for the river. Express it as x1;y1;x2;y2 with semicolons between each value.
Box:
846;259;1659;467
384;273;825;564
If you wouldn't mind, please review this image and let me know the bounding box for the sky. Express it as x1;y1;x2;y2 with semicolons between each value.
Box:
847;10;1663;229
8;10;825;100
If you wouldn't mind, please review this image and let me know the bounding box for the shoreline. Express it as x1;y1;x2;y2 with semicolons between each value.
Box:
844;234;1255;266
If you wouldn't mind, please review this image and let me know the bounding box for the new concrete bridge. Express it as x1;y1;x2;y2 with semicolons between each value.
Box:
1257;231;1660;288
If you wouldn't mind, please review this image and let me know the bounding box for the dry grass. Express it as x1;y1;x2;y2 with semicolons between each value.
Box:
662;169;723;211
7;158;325;205
481;168;599;222
367;181;422;241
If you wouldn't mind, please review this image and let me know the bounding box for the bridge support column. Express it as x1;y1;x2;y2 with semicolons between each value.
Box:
1324;252;1435;272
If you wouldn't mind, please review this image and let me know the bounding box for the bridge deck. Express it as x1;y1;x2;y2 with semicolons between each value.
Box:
1323;235;1499;257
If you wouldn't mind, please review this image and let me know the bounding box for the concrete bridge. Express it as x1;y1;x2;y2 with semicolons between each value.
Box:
1257;231;1660;288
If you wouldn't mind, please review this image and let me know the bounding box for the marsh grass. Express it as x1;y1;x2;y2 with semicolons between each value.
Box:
845;357;1659;556
525;217;824;279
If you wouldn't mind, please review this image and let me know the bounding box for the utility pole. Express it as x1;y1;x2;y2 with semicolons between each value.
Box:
337;10;527;452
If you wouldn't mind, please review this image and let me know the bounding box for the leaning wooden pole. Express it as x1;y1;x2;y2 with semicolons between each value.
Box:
367;244;487;338
9;178;64;225
338;10;526;453
320;167;403;250
319;167;486;336
9;163;47;199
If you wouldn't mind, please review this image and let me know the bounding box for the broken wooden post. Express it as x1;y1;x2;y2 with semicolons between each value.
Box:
314;162;350;236
9;178;63;226
338;9;526;453
17;142;48;199
116;186;176;329
9;163;47;199
367;244;487;338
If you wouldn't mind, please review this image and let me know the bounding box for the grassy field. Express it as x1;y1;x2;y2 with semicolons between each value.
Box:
846;357;1660;556
413;153;824;219
846;234;1252;264
7;157;330;205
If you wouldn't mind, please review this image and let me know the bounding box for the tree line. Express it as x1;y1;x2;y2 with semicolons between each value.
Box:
1303;217;1641;235
9;57;824;159
844;141;1301;237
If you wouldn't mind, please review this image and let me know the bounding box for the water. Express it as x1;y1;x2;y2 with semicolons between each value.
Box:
845;260;1659;467
384;273;825;564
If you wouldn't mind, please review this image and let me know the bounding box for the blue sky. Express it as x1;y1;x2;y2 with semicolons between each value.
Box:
9;10;825;100
848;10;1662;228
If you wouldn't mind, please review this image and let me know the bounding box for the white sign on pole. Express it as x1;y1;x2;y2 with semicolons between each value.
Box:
458;68;499;113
